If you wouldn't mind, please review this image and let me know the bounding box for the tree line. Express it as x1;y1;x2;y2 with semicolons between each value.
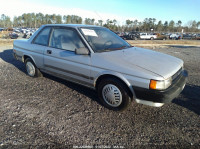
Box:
0;13;200;33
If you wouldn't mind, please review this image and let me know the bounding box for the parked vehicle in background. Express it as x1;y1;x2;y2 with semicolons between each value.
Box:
139;33;157;40
0;28;14;39
21;29;27;34
9;32;19;39
13;24;188;111
0;28;4;32
195;34;200;40
123;32;140;40
169;33;181;40
182;34;196;40
14;29;21;33
3;27;13;32
23;30;35;39
153;33;168;40
115;32;127;39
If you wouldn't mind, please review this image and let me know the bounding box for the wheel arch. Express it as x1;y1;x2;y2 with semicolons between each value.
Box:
94;72;136;100
23;54;43;77
23;54;36;65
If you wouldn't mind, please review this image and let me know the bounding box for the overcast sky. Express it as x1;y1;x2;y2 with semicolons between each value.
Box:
0;0;199;25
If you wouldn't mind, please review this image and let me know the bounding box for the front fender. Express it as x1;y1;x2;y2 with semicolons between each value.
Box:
93;71;136;99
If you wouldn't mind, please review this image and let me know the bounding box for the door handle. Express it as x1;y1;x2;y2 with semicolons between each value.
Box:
47;50;52;54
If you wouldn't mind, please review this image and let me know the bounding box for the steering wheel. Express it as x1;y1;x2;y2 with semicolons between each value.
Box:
103;40;113;49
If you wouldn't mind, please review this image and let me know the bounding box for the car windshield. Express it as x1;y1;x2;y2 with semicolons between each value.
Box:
79;27;131;52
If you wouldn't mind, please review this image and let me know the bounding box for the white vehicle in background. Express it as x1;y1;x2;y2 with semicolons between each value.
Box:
14;29;20;33
21;29;26;34
26;30;33;36
23;30;35;39
139;33;157;40
169;33;182;40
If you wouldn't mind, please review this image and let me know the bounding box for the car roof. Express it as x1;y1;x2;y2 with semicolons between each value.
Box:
43;24;102;28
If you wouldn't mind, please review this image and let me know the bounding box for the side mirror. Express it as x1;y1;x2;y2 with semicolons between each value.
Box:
75;47;89;55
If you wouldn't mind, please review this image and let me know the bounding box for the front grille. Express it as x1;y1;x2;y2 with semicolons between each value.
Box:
172;67;182;81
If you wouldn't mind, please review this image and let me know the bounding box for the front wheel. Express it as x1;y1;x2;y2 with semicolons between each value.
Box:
97;78;132;111
25;58;42;77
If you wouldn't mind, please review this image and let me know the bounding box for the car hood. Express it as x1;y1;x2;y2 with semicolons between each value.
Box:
92;47;183;79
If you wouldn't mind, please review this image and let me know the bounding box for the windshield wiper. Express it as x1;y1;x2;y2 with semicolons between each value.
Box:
104;46;131;51
118;45;132;49
100;49;113;52
99;45;132;52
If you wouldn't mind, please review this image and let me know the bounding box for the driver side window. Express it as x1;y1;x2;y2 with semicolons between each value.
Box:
50;28;85;52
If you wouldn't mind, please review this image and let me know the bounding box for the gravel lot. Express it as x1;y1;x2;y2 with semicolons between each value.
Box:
0;45;199;148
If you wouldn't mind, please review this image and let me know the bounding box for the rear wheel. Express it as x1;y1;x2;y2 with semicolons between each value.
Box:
150;37;154;40
25;58;42;77
97;78;132;111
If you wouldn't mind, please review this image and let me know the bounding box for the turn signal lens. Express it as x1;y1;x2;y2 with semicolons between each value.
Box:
149;80;157;89
149;78;172;90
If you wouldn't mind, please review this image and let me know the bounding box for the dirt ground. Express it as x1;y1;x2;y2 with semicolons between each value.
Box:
0;43;200;148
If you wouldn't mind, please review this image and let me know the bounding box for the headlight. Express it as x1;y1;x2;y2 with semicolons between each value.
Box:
149;77;172;90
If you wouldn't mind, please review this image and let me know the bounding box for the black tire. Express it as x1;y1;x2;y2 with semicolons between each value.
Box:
150;37;154;40
97;77;132;111
25;58;43;77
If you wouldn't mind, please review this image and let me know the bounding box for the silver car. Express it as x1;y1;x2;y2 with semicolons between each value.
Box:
13;24;188;111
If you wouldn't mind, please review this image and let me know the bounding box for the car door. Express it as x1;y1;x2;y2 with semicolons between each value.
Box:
43;27;92;87
29;26;51;69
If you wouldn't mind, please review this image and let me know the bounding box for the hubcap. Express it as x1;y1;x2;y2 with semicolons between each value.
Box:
26;62;35;77
102;84;122;107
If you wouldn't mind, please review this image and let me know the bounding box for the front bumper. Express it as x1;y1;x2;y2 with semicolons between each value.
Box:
133;70;188;104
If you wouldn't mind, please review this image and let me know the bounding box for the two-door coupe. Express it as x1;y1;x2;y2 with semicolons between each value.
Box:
13;24;188;111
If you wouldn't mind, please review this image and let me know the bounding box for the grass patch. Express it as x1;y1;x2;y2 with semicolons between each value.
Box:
0;39;14;46
127;40;200;45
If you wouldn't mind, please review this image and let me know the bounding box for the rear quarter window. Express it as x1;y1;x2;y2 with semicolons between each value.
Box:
33;27;51;46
